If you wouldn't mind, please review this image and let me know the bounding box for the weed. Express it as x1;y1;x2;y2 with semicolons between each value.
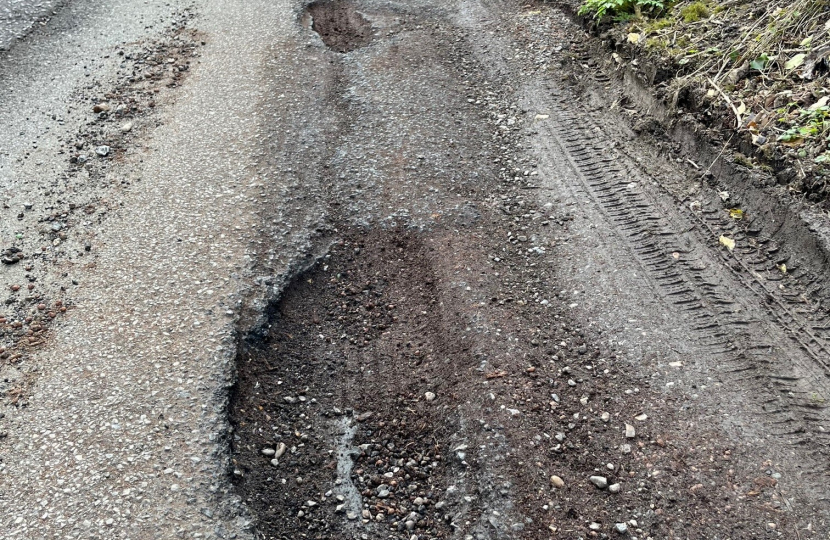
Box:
578;0;666;20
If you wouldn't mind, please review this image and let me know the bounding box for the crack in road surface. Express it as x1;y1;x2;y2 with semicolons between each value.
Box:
1;0;830;538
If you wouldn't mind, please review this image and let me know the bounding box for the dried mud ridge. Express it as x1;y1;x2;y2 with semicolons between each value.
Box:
228;0;830;537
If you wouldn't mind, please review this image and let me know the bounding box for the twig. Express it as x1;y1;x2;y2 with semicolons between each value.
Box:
708;77;742;128
704;132;736;177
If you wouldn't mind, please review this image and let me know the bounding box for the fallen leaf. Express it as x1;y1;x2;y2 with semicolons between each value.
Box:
719;235;736;251
737;101;746;115
809;96;829;110
728;208;744;220
785;53;806;70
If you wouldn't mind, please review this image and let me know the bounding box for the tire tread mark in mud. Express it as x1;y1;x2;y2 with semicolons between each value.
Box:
540;95;830;463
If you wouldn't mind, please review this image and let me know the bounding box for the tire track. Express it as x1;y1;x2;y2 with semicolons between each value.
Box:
532;89;830;466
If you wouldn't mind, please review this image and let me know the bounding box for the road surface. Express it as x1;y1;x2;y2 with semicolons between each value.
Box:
1;0;829;538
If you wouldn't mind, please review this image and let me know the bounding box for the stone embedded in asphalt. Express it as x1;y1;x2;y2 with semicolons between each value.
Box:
270;459;279;467
550;475;565;488
625;424;636;438
589;522;601;530
424;391;436;401
121;122;133;132
95;145;110;156
615;522;628;534
93;103;110;113
620;444;632;454
261;447;275;456
609;483;621;493
601;412;610;422
589;476;608;489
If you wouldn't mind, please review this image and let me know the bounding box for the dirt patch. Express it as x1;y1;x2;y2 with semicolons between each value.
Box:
231;224;801;539
306;0;373;53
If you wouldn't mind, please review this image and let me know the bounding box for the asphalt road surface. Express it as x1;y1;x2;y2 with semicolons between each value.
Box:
1;0;830;539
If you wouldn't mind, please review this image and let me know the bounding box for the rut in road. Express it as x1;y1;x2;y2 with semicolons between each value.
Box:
229;0;830;537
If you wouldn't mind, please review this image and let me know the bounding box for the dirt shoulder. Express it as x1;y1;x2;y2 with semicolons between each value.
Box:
557;0;830;207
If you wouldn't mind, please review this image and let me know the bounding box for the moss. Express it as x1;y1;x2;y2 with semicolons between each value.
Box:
644;17;675;32
681;2;710;22
646;37;668;49
734;153;754;168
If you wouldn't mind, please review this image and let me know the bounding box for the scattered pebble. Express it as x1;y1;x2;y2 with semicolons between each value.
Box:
589;476;608;489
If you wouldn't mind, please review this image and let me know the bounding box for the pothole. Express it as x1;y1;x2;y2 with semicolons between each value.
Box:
229;229;458;538
305;0;373;53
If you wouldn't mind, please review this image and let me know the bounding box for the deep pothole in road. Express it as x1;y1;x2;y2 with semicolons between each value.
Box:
305;0;373;53
229;229;459;538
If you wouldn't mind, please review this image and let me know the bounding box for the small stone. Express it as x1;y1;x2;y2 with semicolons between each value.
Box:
615;522;628;534
284;396;297;404
346;511;358;520
601;412;610;422
609;483;621;493
635;413;648;421
335;504;345;513
270;459;279;467
567;379;576;387
620;444;632;454
121;122;133;132
377;489;390;498
275;442;287;459
424;391;436;402
413;497;425;506
95;145;110;156
550;475;565;488
589;522;601;530
405;520;416;530
625;424;636;438
262;448;276;457
93;103;110;113
589;476;608;489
